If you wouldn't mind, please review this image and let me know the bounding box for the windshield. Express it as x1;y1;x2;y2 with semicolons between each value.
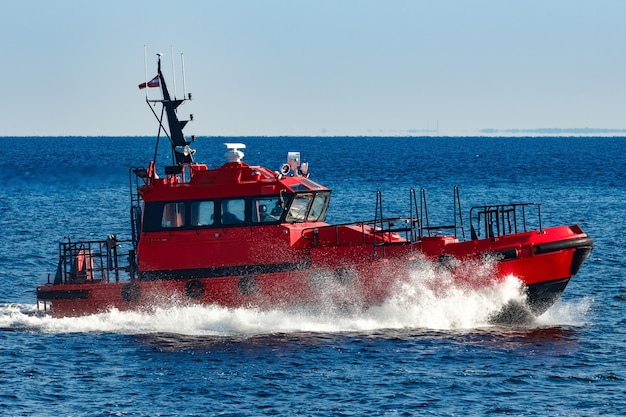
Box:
284;192;330;223
285;194;312;222
307;192;329;222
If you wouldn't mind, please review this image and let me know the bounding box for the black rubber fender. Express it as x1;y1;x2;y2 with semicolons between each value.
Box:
238;275;258;295
184;279;205;299
534;237;594;255
570;246;593;275
121;282;140;302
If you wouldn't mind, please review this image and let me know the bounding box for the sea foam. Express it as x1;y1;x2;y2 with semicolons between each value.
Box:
0;258;590;336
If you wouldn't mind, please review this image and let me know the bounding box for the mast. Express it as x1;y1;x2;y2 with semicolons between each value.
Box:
152;54;195;165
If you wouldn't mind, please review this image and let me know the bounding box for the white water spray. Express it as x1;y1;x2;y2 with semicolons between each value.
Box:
0;258;590;335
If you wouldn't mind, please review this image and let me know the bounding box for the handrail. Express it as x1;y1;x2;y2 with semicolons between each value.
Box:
418;187;464;239
301;187;468;250
453;186;465;241
52;237;134;285
469;202;541;240
302;190;542;249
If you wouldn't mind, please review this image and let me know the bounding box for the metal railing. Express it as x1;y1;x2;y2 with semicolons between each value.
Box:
301;192;543;256
51;236;135;285
301;187;468;254
469;203;542;240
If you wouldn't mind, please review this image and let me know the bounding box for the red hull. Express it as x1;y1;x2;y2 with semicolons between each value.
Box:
37;224;591;318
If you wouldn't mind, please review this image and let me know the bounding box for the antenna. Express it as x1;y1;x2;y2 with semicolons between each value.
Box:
171;46;177;99
143;45;148;100
181;53;188;99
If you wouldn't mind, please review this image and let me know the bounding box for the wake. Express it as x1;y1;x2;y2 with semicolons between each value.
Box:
0;259;591;336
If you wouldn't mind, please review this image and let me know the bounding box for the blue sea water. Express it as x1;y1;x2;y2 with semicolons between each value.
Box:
0;136;625;416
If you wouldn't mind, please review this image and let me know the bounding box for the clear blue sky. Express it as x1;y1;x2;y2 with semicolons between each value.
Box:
2;0;626;136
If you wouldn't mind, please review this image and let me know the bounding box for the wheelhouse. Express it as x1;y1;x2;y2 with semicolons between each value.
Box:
141;190;331;232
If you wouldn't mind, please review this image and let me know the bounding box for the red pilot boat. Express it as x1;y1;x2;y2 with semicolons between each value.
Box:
36;56;593;318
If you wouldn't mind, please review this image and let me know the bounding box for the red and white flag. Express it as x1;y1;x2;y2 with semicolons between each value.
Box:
138;75;160;89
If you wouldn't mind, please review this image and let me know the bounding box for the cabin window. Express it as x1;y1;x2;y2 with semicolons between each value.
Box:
285;194;313;223
191;201;214;226
161;202;185;228
253;197;282;223
307;192;329;222
221;199;245;224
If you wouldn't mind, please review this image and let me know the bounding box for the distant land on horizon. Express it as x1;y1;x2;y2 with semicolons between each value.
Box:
2;127;626;138
479;127;626;135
